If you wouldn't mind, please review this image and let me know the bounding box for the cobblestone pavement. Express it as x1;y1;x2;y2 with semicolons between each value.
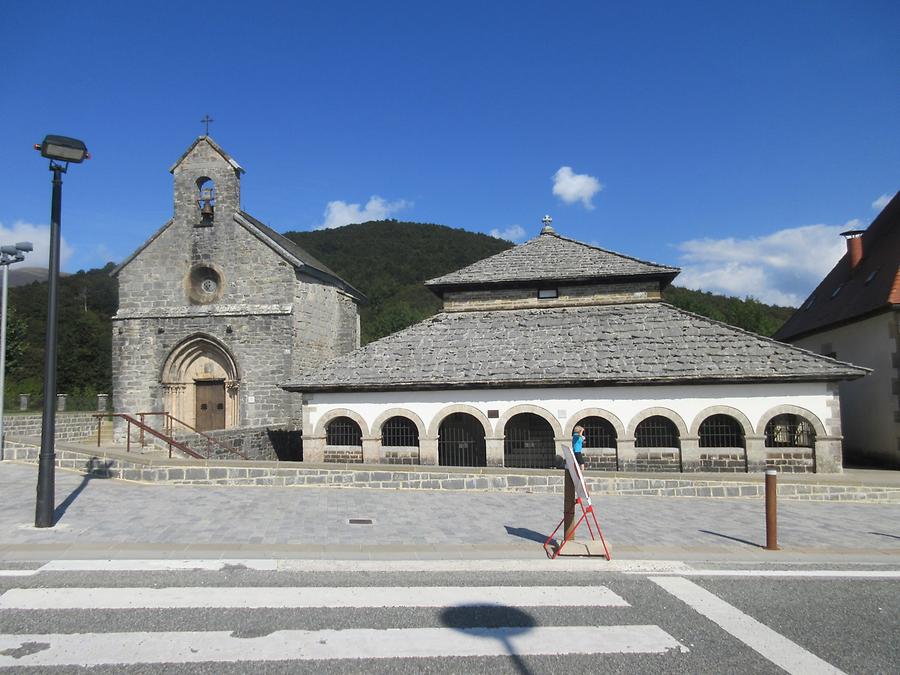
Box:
1;462;899;560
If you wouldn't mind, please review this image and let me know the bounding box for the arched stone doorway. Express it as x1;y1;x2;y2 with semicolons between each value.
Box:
160;335;240;431
504;413;556;468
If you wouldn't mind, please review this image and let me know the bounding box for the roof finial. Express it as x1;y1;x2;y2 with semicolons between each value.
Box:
540;214;555;235
201;114;214;136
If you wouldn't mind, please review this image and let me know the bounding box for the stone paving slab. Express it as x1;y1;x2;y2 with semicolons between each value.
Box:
1;462;899;562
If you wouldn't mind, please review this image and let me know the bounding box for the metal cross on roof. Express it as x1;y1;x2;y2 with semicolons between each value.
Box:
542;215;553;226
201;115;214;135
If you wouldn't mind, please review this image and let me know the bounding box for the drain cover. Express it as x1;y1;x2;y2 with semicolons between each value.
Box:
348;518;373;525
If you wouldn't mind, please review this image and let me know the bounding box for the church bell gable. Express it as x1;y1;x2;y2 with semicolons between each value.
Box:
170;136;244;228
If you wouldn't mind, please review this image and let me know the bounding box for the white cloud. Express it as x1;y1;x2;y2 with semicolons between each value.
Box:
489;224;527;242
552;166;603;210
872;193;892;211
317;196;410;229
0;221;74;269
675;221;855;307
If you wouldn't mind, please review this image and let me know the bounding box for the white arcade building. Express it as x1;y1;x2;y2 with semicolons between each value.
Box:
285;221;866;473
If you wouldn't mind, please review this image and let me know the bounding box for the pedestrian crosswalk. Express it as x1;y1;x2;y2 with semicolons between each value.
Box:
0;563;688;670
0;585;630;610
0;626;685;667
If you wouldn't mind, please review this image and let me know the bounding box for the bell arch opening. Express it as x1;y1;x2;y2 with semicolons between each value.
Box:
160;335;240;431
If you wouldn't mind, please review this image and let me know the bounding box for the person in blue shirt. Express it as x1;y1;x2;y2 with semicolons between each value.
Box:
572;425;586;466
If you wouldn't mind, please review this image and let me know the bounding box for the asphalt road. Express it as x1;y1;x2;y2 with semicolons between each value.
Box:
0;561;897;673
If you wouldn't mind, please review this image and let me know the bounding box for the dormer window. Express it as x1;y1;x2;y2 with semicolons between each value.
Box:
537;289;558;299
830;284;844;299
864;267;880;285
802;295;816;311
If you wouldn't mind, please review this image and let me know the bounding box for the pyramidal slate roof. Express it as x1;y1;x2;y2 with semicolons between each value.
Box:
284;303;867;392
425;227;680;291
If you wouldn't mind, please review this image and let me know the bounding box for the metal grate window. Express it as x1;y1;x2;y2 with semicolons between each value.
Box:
634;415;680;448
381;416;419;447
576;416;617;449
438;413;486;467
765;414;816;448
504;413;556;468
699;414;745;448
326;416;362;446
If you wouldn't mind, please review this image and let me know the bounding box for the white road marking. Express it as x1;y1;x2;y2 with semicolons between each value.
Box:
34;558;691;574
39;559;278;572
651;570;900;579
23;559;900;577
0;585;629;610
650;576;845;675
0;570;38;577
0;626;687;666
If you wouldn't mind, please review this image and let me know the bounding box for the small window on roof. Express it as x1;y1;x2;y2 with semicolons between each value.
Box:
802;294;816;310
830;284;844;299
537;289;558;299
864;267;880;285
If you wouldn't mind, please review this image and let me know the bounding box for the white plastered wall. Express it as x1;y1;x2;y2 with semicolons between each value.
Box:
304;381;834;440
793;310;898;464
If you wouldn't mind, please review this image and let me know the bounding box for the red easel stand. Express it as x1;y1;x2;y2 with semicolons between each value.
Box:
543;496;611;560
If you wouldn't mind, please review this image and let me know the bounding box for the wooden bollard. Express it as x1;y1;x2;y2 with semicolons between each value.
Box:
765;468;779;550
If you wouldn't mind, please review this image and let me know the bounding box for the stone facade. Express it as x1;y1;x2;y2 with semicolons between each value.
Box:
442;281;661;312
111;136;362;438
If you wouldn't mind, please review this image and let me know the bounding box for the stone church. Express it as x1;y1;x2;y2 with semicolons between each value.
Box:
111;136;363;453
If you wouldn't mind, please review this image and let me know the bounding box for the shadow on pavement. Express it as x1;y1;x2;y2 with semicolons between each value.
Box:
54;457;113;521
504;526;549;544
440;604;536;675
698;529;763;548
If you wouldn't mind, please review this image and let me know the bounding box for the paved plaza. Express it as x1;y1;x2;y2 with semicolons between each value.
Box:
1;461;899;561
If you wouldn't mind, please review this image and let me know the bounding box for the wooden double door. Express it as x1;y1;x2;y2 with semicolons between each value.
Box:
195;380;225;432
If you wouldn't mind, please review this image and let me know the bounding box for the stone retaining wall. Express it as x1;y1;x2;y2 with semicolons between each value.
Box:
4;441;898;502
2;413;97;442
170;425;301;462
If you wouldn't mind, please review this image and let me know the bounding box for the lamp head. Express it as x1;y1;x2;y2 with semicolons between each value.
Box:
35;135;89;163
16;242;33;252
0;246;18;256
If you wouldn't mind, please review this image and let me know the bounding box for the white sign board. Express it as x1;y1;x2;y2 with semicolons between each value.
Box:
563;444;591;507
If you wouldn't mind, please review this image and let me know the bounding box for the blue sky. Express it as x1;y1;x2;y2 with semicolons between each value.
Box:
1;1;897;306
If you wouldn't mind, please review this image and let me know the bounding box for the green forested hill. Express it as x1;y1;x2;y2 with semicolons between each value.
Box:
5;221;795;409
285;220;513;342
7;263;117;409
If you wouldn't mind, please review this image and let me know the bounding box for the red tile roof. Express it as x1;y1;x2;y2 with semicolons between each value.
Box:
775;191;900;341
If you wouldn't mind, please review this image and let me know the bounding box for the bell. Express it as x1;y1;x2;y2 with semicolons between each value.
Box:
200;200;214;217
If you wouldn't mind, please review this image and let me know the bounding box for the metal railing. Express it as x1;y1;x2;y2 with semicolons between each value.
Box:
93;412;248;460
93;413;202;459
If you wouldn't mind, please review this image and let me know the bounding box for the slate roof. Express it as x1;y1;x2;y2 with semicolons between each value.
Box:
425;229;680;291
236;212;366;302
775;191;900;341
284;302;867;392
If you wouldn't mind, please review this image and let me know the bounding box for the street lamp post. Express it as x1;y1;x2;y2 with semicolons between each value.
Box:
34;135;88;528
0;242;34;461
